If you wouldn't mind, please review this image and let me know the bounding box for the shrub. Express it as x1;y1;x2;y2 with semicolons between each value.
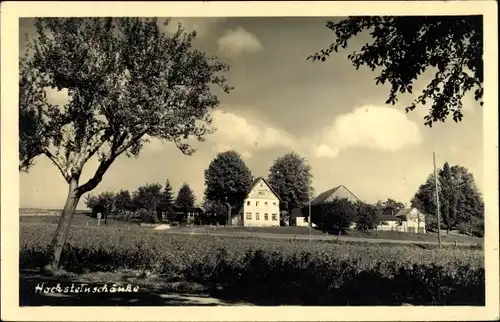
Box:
20;223;485;305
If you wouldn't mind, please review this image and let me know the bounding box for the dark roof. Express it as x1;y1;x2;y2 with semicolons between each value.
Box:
395;208;413;217
378;214;406;222
311;185;360;205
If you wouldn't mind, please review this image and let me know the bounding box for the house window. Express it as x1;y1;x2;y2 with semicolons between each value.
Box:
256;213;260;220
246;201;250;206
260;183;263;187
273;202;276;206
264;213;269;220
256;201;259;206
272;214;278;221
246;212;252;220
265;202;268;206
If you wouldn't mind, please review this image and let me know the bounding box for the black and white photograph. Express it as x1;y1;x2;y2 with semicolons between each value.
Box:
1;1;499;321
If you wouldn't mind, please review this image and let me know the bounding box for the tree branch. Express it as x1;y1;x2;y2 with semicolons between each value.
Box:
76;128;149;196
43;148;70;182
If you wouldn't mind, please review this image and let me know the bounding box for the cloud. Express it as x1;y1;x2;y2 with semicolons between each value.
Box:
218;27;263;58
209;110;294;158
162;18;223;38
142;106;421;161
311;105;422;158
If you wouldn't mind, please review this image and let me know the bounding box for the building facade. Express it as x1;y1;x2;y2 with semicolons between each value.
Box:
376;208;426;233
235;177;281;227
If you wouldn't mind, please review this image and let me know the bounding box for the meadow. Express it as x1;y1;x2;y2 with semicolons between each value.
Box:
20;222;484;306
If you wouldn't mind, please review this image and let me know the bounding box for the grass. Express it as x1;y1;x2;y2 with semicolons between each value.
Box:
19;212;483;246
20;222;484;305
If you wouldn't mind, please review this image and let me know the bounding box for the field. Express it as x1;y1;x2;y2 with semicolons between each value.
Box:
19;211;483;246
20;221;485;306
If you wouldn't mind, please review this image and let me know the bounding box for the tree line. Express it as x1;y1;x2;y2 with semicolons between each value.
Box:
86;149;484;238
84;180;196;224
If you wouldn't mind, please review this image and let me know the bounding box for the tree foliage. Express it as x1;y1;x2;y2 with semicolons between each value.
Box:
133;183;163;211
19;17;232;271
411;162;483;233
355;202;381;231
114;189;134;215
201;198;227;225
311;198;357;234
375;198;405;216
268;152;314;210
204;150;253;210
176;183;196;209
159;179;175;211
309;16;483;127
20;17;232;194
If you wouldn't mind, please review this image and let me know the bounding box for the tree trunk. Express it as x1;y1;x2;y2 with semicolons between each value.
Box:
46;178;80;273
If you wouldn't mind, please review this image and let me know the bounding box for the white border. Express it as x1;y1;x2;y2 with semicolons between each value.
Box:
1;1;498;321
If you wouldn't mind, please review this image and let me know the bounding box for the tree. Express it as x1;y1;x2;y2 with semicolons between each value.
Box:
176;183;196;209
133;183;163;211
159;179;175;220
308;16;483;127
375;198;405;216
201;198;227;225
114;189;134;218
204;150;253;212
312;198;357;234
267;152;314;212
84;191;115;224
411;162;483;233
19;18;232;272
355;202;381;231
439;162;457;233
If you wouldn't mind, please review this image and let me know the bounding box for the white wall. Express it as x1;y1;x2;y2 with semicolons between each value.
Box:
241;179;280;227
296;217;308;227
376;220;407;232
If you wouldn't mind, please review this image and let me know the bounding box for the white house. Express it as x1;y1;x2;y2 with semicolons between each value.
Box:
376;207;426;233
234;177;281;227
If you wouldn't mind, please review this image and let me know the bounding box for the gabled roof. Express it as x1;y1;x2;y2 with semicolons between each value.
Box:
246;177;282;202
395;208;413;217
311;185;360;205
378;214;406;222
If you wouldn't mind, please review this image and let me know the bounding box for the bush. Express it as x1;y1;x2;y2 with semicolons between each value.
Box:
136;209;159;224
20;223;485;305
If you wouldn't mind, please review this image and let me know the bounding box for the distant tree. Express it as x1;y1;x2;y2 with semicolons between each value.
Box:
176;183;196;209
355;202;381;231
84;191;115;224
201;198;227;225
312;198;357;234
204;150;253;213
114;189;134;219
439;162;458;233
19;18;233;272
133;183;163;212
84;194;100;211
268;152;314;212
159;179;175;221
375;198;405;216
308;16;483;127
411;163;483;233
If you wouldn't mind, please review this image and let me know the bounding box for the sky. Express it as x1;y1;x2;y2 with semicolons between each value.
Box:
18;17;484;210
